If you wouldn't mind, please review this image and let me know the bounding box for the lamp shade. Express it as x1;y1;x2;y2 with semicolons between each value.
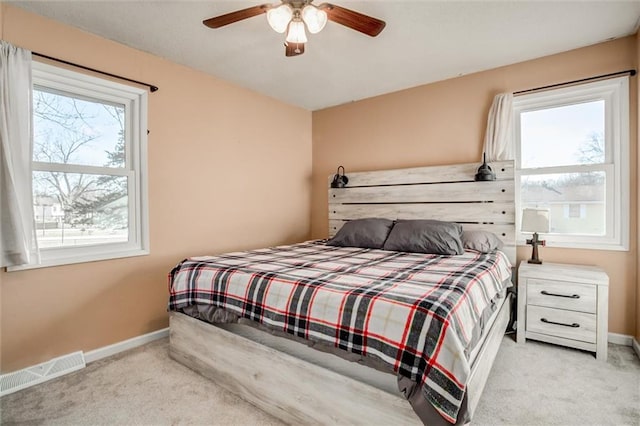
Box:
301;5;327;34
521;208;550;233
267;4;293;33
286;20;308;43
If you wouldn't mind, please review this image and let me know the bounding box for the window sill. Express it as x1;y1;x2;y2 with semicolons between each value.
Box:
5;248;149;272
516;240;628;252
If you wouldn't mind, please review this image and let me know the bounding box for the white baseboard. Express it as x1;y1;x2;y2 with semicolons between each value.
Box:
84;327;169;364
608;332;633;346
0;328;168;396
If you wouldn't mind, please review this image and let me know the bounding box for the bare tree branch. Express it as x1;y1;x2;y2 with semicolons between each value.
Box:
578;132;605;164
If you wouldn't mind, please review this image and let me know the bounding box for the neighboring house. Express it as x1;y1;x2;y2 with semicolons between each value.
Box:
522;179;605;235
33;196;63;229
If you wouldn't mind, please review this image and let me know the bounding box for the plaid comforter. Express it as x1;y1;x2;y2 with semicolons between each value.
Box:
168;241;512;423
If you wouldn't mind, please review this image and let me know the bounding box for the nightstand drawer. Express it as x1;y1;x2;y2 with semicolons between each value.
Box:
527;279;596;313
526;305;596;343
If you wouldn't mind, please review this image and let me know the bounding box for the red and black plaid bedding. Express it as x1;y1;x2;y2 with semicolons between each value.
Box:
168;240;512;423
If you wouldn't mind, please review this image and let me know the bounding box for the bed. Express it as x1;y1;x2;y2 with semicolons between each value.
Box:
168;160;515;425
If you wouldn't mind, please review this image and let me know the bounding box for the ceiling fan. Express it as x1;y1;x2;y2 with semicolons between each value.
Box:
203;1;386;57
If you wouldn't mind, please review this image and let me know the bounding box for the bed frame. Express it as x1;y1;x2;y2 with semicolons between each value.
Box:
169;160;515;424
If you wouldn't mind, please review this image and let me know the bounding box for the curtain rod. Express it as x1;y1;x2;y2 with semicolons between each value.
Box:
32;52;159;93
514;69;636;96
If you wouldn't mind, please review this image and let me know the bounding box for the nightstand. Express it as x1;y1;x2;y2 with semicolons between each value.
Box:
517;261;609;361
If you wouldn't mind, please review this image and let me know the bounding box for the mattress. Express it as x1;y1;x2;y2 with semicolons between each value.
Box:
168;240;512;423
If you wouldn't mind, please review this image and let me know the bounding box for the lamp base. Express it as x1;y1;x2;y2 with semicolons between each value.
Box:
525;232;546;265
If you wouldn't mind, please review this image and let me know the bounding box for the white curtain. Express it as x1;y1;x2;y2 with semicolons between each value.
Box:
482;93;514;161
0;41;38;267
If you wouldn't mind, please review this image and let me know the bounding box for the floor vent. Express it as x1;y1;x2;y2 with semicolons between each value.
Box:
0;351;85;397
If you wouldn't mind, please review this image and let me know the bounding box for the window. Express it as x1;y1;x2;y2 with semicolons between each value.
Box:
515;77;629;250
14;61;149;269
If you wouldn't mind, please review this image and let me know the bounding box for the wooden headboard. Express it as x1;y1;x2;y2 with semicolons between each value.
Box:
328;160;516;264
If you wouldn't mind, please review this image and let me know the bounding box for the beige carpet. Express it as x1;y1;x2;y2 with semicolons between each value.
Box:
1;336;638;425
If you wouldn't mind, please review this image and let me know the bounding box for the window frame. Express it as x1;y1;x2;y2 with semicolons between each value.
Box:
514;76;629;251
9;61;149;270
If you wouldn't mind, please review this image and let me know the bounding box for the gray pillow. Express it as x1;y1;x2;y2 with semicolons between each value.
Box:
327;218;395;249
462;230;504;253
383;220;464;255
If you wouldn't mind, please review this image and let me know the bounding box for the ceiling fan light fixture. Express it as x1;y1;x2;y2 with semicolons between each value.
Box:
266;4;293;33
286;19;308;43
203;1;387;58
301;5;327;34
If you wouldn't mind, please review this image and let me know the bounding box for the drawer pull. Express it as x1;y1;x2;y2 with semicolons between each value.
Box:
540;318;580;328
540;290;580;299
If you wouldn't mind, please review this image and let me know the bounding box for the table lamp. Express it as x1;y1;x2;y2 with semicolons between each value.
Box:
521;208;550;264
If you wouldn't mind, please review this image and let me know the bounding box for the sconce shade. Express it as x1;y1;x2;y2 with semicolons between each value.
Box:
330;166;349;188
521;208;550;233
475;153;496;181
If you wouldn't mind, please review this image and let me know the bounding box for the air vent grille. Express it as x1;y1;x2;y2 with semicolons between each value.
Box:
0;351;85;396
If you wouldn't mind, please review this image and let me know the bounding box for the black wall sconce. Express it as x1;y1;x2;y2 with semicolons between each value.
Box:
474;153;496;181
330;166;349;188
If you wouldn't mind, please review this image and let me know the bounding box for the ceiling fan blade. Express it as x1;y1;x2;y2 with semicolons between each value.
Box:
285;42;305;57
319;3;385;37
203;4;270;29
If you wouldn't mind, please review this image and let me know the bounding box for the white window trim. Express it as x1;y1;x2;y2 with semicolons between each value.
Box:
8;61;149;271
514;76;629;251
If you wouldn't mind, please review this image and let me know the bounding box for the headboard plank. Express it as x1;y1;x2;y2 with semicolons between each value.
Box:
329;181;514;204
327;160;516;264
329;203;515;224
328;161;514;187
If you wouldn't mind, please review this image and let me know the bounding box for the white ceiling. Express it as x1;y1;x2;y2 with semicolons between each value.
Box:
10;1;640;111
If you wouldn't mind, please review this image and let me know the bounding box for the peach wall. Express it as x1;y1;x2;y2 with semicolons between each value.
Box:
0;5;312;373
637;29;640;343
0;2;4;38
312;37;638;336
